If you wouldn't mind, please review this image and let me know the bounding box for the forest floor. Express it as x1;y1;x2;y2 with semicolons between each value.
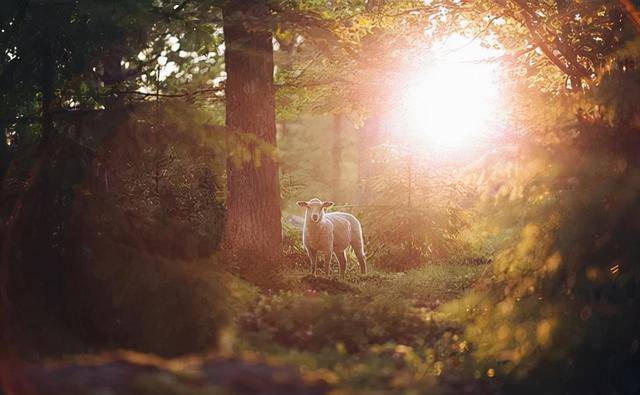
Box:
232;263;497;394
11;264;500;395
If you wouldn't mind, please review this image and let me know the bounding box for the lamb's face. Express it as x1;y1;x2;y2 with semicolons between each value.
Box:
297;198;334;223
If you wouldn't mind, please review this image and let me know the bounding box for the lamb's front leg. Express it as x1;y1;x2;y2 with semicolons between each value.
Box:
322;234;334;276
307;249;318;276
324;249;333;275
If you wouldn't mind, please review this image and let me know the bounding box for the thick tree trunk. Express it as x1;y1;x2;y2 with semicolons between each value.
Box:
222;1;282;265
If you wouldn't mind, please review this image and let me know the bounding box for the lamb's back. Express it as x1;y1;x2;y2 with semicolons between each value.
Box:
327;212;362;247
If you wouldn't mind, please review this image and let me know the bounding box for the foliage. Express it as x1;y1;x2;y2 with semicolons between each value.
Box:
2;102;230;357
1;0;155;132
66;104;229;356
0;0;226;175
357;146;475;271
239;265;485;350
233;265;491;394
442;38;640;393
241;291;434;353
68;247;230;357
83;103;226;259
282;220;308;266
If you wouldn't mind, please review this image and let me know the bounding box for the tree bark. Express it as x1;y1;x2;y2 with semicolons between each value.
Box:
222;1;282;265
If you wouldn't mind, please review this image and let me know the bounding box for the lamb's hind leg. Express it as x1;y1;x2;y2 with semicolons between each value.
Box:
351;241;367;274
356;250;367;274
336;250;347;278
351;222;368;275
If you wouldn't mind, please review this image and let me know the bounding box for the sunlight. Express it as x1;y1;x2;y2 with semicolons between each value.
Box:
400;35;502;150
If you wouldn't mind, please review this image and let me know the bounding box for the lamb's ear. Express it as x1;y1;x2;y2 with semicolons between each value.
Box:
322;201;334;208
296;201;309;208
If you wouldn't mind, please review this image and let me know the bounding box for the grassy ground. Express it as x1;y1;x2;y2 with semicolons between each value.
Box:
16;264;496;395
229;263;498;394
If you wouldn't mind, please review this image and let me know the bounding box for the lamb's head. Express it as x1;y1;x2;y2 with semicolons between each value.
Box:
296;198;334;223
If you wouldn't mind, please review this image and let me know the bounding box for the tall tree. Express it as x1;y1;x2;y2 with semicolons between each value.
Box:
331;114;343;202
222;1;282;264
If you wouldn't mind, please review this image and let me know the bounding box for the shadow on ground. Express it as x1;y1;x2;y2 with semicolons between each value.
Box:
3;351;331;395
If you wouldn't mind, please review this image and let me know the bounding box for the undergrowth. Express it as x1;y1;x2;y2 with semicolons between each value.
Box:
229;264;495;394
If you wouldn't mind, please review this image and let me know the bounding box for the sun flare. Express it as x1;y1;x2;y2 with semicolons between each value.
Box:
400;35;502;151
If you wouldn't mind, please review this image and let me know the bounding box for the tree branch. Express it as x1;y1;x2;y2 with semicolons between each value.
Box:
509;0;592;82
112;86;225;99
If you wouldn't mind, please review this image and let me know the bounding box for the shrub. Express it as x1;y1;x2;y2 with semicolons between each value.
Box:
3;104;230;357
68;239;230;356
240;292;443;353
62;105;230;356
282;219;308;268
444;51;640;393
88;104;226;260
356;146;474;271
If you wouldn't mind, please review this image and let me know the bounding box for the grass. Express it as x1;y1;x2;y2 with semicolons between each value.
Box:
22;263;493;395
229;263;493;394
280;263;484;299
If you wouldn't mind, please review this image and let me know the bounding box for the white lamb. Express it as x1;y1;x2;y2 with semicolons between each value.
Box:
296;198;367;277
